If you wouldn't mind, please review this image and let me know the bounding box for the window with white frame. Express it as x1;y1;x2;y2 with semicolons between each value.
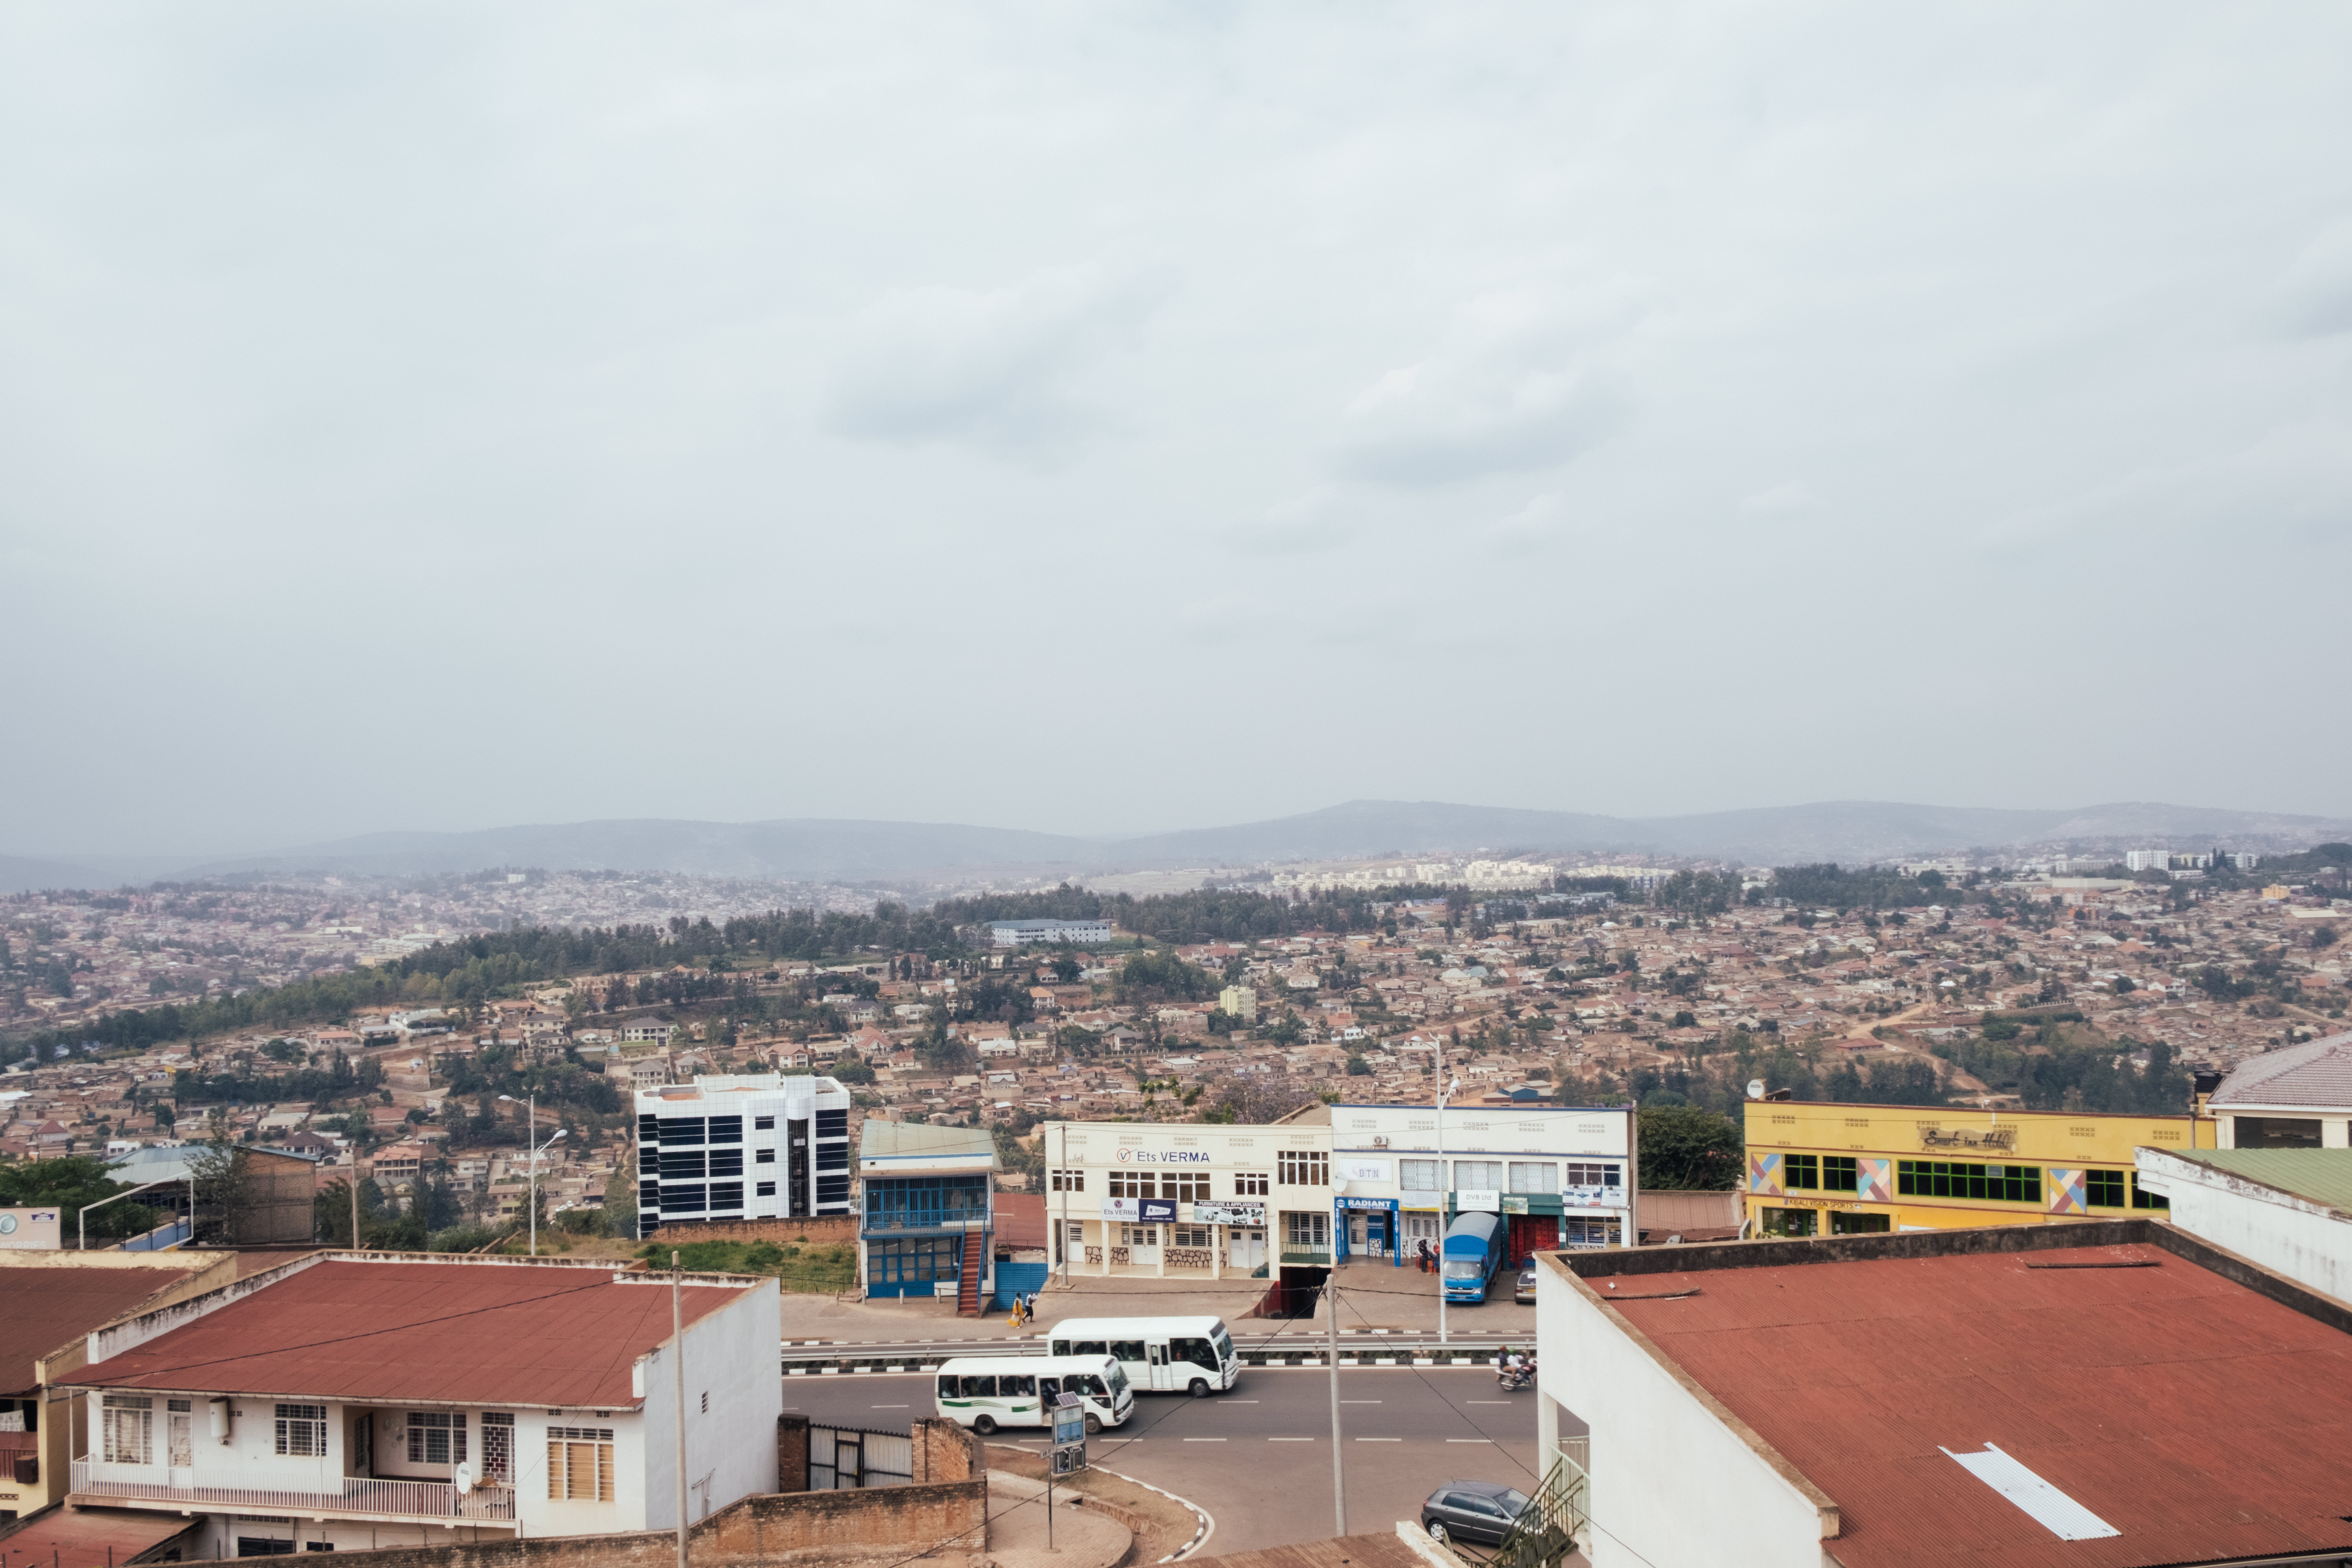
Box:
102;1393;153;1465
547;1426;614;1501
481;1412;514;1484
1399;1159;1441;1192
1284;1210;1329;1250
1454;1160;1504;1191
1107;1171;1150;1199
407;1411;467;1466
1163;1171;1210;1203
1508;1162;1557;1194
1278;1149;1329;1187
1050;1169;1085;1192
1171;1226;1210;1247
274;1404;327;1457
1564;1162;1621;1189
1120;1225;1159;1247
1232;1171;1269;1196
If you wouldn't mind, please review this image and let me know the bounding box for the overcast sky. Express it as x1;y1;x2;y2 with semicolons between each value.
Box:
4;3;2349;856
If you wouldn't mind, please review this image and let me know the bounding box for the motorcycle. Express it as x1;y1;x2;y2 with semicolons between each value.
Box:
1496;1361;1535;1392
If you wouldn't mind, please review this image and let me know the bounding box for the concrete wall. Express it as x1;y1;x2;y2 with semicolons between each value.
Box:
1534;1253;1833;1568
2137;1151;2352;1303
184;1477;987;1568
638;1279;784;1532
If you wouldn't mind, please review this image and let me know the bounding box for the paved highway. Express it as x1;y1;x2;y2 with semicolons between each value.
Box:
782;1367;1552;1555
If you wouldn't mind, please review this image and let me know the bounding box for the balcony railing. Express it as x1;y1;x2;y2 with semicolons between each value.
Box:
72;1462;515;1521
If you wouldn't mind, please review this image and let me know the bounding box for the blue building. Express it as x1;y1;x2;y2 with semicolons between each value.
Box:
857;1122;999;1311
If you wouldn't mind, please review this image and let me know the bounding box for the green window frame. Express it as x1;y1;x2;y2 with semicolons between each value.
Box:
1823;1156;1858;1192
2083;1169;2129;1209
1782;1154;1820;1191
2131;1175;2170;1210
1896;1161;2041;1203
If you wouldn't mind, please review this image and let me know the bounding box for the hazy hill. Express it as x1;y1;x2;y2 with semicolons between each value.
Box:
9;798;2348;894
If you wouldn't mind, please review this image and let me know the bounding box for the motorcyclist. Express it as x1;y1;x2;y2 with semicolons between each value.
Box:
1497;1345;1528;1390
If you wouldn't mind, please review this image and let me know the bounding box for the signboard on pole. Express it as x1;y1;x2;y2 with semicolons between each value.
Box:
1051;1393;1086;1473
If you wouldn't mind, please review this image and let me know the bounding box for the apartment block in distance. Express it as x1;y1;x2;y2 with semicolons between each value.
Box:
636;1073;851;1234
1742;1100;2209;1237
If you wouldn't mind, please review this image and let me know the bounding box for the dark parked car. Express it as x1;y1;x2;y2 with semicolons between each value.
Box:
1420;1480;1532;1546
1514;1266;1538;1305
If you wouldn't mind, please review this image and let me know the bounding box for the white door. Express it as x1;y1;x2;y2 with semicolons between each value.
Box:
1347;1214;1367;1254
1232;1229;1265;1270
166;1406;192;1487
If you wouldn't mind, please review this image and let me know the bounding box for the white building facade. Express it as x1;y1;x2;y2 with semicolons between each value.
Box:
635;1073;852;1234
1326;1102;1637;1267
1038;1119;1332;1285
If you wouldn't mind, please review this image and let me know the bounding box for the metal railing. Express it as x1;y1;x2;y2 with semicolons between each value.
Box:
72;1462;516;1521
1490;1450;1589;1568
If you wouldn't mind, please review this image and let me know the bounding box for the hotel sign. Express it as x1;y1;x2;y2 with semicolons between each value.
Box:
1917;1124;2018;1153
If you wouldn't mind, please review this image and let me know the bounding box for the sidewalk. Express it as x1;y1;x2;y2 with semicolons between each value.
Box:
985;1468;1132;1568
780;1259;1537;1344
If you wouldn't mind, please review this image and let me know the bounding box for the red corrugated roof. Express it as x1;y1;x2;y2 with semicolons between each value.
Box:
0;1505;198;1567
69;1259;751;1410
0;1260;207;1396
994;1191;1047;1248
1605;1243;2352;1568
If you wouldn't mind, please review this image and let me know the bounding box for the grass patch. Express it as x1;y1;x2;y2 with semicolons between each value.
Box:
637;1237;856;1293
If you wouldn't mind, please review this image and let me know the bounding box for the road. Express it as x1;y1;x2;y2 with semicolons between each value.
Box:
782;1367;1552;1555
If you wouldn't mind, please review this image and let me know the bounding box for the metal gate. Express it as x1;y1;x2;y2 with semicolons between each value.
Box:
808;1424;914;1490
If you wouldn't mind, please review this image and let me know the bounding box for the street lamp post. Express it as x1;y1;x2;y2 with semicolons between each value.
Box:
1436;1062;1460;1347
499;1094;568;1256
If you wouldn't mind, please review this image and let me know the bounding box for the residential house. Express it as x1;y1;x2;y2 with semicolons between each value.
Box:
2206;1030;2352;1148
62;1253;780;1558
857;1123;997;1309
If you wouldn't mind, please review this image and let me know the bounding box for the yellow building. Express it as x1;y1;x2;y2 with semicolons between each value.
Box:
1742;1100;2213;1237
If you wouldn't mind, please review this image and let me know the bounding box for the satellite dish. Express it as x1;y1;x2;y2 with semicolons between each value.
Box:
1747;1080;1766;1100
453;1462;474;1494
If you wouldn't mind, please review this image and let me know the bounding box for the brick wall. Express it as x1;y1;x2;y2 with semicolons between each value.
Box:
777;1415;809;1494
240;1479;987;1568
643;1215;861;1247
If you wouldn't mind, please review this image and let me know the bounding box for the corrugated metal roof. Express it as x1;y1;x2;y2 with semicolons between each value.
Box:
858;1122;998;1162
2209;1029;2352;1109
0;1258;207;1396
1604;1242;2352;1568
0;1505;198;1567
68;1259;752;1409
2160;1148;2352;1216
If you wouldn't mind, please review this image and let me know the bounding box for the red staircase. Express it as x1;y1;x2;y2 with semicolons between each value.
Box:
955;1239;983;1317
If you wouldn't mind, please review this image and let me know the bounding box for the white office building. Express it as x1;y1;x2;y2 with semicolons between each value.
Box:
986;918;1116;948
1314;1101;1637;1267
634;1073;852;1234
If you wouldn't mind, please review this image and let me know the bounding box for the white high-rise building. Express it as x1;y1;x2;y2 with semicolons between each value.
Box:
634;1073;851;1235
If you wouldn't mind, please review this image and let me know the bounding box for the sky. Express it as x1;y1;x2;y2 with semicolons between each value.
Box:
4;3;2350;857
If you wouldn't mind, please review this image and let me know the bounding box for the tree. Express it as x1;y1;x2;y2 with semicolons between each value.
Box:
1345;1054;1372;1076
0;1154;151;1242
189;1116;250;1244
1638;1105;1742;1191
831;1053;876;1085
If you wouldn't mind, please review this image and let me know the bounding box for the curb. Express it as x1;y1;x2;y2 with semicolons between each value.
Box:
1095;1465;1214;1563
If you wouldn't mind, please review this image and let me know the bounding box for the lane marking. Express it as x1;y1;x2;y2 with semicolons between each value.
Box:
1182;1438;1227;1443
1466;1401;1512;1405
1446;1438;1495;1444
871;1404;909;1409
1340;1400;1382;1404
1268;1437;1313;1443
1354;1437;1401;1442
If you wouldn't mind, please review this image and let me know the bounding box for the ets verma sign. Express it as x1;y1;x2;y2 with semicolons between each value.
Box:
1100;1198;1178;1223
1114;1147;1212;1164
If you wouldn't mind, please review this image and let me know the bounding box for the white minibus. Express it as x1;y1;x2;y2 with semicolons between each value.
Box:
1045;1316;1240;1396
933;1354;1134;1436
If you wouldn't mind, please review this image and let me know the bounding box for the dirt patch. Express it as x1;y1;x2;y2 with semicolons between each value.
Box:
985;1444;1202;1566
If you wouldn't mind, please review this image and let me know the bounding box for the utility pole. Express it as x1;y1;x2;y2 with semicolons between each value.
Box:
1326;1275;1346;1536
1436;1045;1449;1347
349;1163;360;1250
673;1251;688;1568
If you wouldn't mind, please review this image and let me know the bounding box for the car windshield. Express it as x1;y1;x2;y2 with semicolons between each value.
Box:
1497;1490;1531;1516
1444;1260;1485;1279
1105;1363;1130;1394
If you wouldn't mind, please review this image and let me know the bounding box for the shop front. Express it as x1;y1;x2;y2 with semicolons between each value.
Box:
1334;1196;1398;1263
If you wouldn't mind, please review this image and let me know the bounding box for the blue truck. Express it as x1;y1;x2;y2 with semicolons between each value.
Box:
1441;1210;1508;1303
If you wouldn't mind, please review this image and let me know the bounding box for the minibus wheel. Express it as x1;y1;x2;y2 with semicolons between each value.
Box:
1187;1378;1210;1398
1084;1414;1102;1435
973;1415;997;1435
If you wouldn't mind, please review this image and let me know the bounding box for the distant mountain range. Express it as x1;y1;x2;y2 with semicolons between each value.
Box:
5;798;2349;896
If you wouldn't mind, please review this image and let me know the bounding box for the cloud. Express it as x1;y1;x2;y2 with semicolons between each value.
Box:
1740;482;1817;517
1224;488;1359;555
1328;305;1621;487
1483;492;1568;555
823;268;1157;458
2269;221;2352;340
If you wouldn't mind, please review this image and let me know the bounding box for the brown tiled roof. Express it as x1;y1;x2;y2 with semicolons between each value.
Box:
0;1505;199;1567
1600;1241;2352;1568
70;1258;752;1408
